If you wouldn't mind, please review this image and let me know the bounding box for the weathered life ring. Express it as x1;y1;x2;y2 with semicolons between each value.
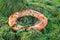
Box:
8;9;48;31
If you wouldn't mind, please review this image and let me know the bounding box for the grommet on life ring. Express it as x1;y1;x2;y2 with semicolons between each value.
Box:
8;9;48;31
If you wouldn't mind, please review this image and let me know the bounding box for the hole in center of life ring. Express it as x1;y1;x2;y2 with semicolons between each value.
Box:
16;15;40;29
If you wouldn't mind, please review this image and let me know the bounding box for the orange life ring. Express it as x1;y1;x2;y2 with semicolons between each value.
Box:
8;9;48;31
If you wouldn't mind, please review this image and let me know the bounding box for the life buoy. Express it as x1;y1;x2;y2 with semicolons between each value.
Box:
8;9;48;31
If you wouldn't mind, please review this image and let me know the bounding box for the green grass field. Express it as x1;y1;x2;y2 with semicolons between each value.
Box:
0;0;60;40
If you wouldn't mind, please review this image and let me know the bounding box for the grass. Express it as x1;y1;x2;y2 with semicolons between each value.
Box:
17;16;39;29
0;0;60;40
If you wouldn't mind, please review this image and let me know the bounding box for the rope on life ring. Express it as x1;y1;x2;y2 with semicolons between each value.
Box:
8;9;48;31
